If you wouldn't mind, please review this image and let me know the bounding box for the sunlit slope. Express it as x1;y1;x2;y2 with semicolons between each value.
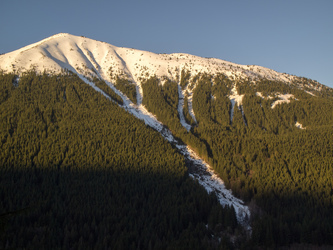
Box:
0;33;300;87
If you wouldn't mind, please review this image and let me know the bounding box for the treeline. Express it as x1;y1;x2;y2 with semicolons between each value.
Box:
0;71;242;249
141;72;333;247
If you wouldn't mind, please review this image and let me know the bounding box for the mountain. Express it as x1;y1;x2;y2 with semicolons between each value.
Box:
1;33;333;248
1;33;331;130
1;33;330;99
0;32;297;81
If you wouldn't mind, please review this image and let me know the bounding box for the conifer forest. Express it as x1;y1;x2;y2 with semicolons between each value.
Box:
1;70;333;249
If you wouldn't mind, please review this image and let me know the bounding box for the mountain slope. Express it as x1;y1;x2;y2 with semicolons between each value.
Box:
0;33;254;222
1;33;333;247
0;72;246;249
1;33;331;127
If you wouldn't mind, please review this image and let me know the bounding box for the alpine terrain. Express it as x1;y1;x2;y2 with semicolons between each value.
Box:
1;33;333;249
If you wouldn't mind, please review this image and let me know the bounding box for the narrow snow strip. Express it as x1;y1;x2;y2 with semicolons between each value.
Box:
229;84;245;124
239;105;248;126
13;76;19;87
74;74;115;101
136;83;143;105
230;99;236;123
77;72;177;143
178;84;191;131
229;85;244;106
184;146;251;230
187;92;197;123
305;90;316;96
255;92;264;98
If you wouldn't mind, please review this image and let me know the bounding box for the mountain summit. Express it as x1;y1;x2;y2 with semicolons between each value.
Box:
3;32;329;94
1;33;294;83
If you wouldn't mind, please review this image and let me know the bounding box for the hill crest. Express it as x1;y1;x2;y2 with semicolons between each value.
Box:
0;33;297;84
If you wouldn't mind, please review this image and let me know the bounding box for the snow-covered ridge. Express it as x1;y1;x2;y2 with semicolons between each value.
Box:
1;33;297;86
5;33;71;55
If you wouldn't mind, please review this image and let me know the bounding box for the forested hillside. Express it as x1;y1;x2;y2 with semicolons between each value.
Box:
142;72;333;247
1;33;333;248
0;72;242;249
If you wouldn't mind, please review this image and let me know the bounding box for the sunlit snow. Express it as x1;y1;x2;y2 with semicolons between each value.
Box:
256;92;296;109
295;121;306;129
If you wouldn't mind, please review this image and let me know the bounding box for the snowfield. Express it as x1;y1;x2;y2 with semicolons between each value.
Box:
1;33;298;89
3;32;320;229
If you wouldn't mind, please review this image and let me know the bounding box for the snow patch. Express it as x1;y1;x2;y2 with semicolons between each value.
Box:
271;93;295;109
256;92;274;99
256;92;296;109
295;121;306;129
256;92;264;99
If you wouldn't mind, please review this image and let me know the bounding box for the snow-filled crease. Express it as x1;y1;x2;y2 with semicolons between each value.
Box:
178;84;191;131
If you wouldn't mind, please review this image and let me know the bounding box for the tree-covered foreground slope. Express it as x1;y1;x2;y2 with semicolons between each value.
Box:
0;72;242;249
142;72;333;247
2;33;333;249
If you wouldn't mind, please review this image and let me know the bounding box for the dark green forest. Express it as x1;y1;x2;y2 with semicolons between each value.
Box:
1;69;333;249
141;72;333;248
0;71;242;249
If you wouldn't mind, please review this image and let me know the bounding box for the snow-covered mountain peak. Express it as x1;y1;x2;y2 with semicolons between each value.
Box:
0;33;297;86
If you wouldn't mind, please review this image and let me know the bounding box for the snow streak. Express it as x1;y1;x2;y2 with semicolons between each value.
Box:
178;84;191;131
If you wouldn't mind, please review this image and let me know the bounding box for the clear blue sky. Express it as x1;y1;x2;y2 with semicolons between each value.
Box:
1;0;332;87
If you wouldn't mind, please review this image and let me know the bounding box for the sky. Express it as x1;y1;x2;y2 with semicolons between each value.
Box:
1;0;332;88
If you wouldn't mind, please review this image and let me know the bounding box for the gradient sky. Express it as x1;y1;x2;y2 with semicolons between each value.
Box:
1;0;332;87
